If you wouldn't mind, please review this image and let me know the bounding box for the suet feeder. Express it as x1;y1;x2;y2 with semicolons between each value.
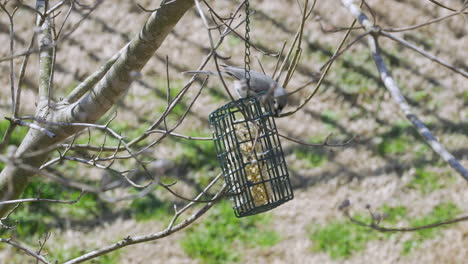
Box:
209;96;293;217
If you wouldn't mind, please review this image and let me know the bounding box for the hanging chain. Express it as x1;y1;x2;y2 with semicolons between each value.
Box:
244;0;252;89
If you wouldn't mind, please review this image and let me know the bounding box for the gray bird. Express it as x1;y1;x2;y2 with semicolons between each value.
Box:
184;65;288;116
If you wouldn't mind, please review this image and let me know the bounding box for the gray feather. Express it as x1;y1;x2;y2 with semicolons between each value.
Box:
183;65;288;116
183;70;230;78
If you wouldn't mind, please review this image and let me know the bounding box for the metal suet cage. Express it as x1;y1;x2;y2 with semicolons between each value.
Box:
209;96;293;217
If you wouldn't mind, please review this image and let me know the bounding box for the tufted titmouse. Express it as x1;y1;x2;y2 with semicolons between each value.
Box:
184;65;288;116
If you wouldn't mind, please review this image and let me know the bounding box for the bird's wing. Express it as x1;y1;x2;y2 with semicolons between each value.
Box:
221;66;247;80
223;65;278;93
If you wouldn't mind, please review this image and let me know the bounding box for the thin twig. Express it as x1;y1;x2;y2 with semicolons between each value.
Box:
279;132;355;147
0;203;20;229
15;33;36;117
383;7;467;32
36;232;51;264
194;0;235;101
0;238;51;264
63;185;227;264
5;117;56;138
136;0;176;12
426;0;464;12
340;0;468;181
0;2;19;114
0;191;85;205
380;31;467;78
320;32;369;71
280;16;358;117
125;1;245;150
342;205;468;233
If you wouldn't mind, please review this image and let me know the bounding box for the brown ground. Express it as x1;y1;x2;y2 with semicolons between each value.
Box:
0;0;467;263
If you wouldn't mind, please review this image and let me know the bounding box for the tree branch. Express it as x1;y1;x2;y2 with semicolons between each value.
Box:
63;47;122;104
36;0;54;103
340;0;468;181
68;0;195;125
380;31;467;78
0;191;85;206
64;185;227;264
0;238;51;264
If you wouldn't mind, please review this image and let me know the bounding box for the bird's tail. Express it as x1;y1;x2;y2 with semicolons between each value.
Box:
183;70;230;77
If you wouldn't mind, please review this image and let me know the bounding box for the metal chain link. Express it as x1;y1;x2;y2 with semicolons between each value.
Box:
244;0;252;89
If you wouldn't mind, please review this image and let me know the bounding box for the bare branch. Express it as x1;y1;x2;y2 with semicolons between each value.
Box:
346;210;468;232
136;0;176;13
36;0;54;103
5;117;56;138
369;35;468;180
0;191;85;206
0;203;19;229
126;1;246;150
15;33;36;117
63;185;227;264
341;201;468;233
280;15;358;117
283;0;316;89
0;238;51;264
319;31;368;71
45;0;67;15
194;0;236;101
0;2;17;115
146;130;212;141
278;132;356;147
159;172;223;203
63;50;122;104
383;6;467;32
340;0;468;181
0;123;17;153
36;232;51;264
204;1;280;57
426;0;466;13
380;31;468;78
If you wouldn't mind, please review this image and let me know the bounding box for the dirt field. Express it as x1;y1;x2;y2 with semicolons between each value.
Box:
0;0;467;263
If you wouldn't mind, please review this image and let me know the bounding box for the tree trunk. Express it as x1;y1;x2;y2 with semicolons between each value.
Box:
0;0;195;217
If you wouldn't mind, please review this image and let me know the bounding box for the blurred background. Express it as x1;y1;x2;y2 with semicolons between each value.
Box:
0;0;467;263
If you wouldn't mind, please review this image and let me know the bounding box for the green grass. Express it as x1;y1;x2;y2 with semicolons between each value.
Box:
295;147;328;167
181;201;281;264
174;131;218;169
339;70;375;95
411;90;431;103
207;86;228;102
155;79;188;121
376;121;433;160
227;35;242;47
378;137;410;155
320;110;340;122
309;214;377;259
406;168;442;194
461;90;468;104
0;120;29;171
308;205;407;259
130;193;172;221
309;202;460;259
377;121;415;156
0;119;29;146
0;178;104;239
156;100;187;120
380;205;408;224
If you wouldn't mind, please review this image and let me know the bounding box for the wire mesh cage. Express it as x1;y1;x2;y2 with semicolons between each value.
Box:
209;96;293;217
